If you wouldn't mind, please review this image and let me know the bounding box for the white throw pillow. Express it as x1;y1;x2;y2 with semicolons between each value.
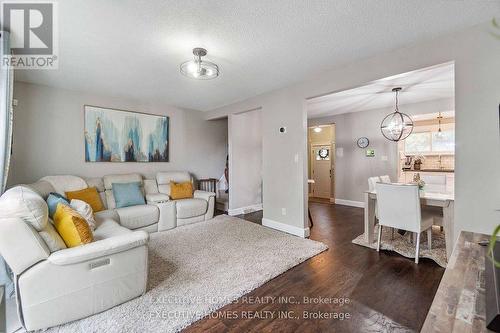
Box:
0;186;48;231
40;221;67;252
70;199;97;231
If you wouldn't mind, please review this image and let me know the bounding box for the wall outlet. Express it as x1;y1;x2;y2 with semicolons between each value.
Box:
381;155;388;161
281;208;287;216
12;99;18;106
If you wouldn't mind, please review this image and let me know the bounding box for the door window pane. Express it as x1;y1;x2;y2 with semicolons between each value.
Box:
316;148;330;160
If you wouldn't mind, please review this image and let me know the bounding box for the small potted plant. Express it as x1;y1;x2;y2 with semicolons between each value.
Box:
412;173;426;193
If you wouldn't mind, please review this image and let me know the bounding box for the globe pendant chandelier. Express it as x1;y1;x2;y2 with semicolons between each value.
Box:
380;87;414;142
180;47;219;80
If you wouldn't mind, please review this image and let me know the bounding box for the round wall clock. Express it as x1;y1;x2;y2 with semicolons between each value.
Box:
357;137;369;148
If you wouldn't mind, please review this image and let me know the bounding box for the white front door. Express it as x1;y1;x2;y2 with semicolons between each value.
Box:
312;145;331;199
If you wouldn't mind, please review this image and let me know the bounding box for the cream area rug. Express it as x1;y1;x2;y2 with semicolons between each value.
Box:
46;215;328;333
352;225;447;267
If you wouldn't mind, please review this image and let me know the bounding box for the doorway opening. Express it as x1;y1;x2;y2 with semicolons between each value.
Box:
308;124;335;203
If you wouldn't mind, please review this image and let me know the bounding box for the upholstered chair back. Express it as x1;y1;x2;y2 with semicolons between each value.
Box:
375;183;422;233
156;171;192;196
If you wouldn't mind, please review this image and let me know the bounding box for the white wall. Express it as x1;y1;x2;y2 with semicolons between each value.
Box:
309;98;454;203
206;22;500;242
228;109;263;214
8;82;228;186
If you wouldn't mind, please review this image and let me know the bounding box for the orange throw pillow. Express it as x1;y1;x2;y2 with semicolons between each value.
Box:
170;181;193;200
65;187;104;212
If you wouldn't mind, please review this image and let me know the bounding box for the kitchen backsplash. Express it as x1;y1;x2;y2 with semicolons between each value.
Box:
417;155;454;170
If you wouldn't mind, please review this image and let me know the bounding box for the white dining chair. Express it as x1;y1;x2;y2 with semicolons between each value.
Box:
375;183;433;264
380;175;391;183
368;176;380;192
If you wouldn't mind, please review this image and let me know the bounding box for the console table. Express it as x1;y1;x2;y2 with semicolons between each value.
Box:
421;231;492;332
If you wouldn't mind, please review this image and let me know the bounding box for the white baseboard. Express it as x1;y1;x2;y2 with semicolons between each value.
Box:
262;218;310;238
334;198;365;208
228;203;263;216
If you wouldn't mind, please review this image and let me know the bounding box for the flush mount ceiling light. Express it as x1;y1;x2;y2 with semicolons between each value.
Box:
313;126;322;133
180;47;219;80
380;87;414;142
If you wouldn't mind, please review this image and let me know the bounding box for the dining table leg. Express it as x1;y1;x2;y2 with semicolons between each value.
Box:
364;192;376;245
443;200;455;260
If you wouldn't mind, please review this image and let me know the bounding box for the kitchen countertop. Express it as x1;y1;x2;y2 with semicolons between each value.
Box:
402;169;454;173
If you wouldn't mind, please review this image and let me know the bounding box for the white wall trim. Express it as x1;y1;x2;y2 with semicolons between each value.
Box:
228;203;263;216
262;218;310;238
334;198;365;208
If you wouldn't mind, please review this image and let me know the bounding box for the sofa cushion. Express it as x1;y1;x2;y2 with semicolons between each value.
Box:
70;199;97;231
156;171;191;195
103;173;144;209
115;205;159;229
53;204;93;248
170;181;194;200
65;187;104;212
40;175;87;196
93;219;131;241
175;198;208;219
112;182;146;208
0;186;48;231
103;173;143;190
94;209;120;225
46;192;69;218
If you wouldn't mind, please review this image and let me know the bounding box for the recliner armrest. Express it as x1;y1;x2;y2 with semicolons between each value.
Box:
47;231;149;265
193;190;215;201
146;193;170;204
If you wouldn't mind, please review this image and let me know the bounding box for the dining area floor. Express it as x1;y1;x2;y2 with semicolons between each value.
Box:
189;203;444;332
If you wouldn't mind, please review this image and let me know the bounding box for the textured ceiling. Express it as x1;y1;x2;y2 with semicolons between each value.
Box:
14;0;499;111
307;62;455;118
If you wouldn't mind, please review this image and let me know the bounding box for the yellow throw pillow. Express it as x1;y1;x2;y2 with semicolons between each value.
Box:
170;181;194;200
53;203;93;248
65;187;104;212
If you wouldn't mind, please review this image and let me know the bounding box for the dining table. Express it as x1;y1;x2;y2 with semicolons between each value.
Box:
364;189;455;260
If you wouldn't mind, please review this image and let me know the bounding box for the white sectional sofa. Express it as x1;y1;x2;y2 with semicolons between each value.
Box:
0;171;216;331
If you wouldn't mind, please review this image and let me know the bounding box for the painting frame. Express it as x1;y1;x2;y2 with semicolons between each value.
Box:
84;105;170;163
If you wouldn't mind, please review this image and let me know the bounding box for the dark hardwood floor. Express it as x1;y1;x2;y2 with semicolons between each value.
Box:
185;202;444;332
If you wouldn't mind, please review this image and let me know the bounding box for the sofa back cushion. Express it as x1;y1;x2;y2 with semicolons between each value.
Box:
40;175;88;196
103;173;144;209
0;186;48;231
156;171;192;196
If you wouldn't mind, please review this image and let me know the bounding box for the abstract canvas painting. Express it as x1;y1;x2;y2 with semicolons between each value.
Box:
84;105;169;162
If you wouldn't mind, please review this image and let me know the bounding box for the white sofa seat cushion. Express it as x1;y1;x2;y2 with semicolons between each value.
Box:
176;198;208;219
94;209;120;226
93;219;131;240
115;205;159;229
